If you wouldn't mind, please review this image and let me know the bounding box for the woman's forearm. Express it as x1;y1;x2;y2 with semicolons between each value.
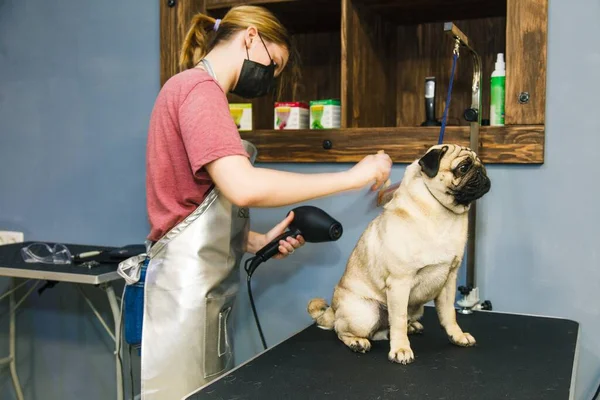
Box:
245;231;263;254
205;153;389;208
238;167;354;207
206;156;356;208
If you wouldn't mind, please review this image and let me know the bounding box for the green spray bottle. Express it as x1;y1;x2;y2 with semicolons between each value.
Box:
490;53;505;126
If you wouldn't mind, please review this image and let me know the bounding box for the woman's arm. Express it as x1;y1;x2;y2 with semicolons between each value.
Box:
177;82;390;207
245;231;264;254
204;152;392;208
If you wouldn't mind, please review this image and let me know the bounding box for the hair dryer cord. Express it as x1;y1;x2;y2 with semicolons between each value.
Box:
245;256;268;350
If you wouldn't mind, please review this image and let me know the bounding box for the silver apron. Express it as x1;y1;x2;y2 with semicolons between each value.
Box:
128;140;257;399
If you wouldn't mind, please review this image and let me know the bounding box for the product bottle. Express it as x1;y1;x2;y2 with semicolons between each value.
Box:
490;53;505;126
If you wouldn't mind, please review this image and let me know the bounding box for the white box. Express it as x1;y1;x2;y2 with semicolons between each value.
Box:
310;99;341;129
229;103;252;131
274;102;309;130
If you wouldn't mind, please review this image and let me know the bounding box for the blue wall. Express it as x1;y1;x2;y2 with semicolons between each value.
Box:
1;0;599;399
0;0;155;398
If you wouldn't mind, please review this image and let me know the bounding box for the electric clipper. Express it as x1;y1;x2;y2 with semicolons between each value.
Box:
421;77;441;126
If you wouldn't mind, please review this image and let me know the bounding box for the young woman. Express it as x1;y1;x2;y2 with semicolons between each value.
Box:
138;5;392;399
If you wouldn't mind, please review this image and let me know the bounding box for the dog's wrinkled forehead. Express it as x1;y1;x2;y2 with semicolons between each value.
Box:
445;145;481;170
418;144;481;178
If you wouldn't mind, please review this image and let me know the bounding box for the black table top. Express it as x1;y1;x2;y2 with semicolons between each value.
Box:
0;241;144;284
188;307;579;400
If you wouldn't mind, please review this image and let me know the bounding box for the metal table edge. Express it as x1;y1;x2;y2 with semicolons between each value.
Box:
0;267;122;285
472;307;580;326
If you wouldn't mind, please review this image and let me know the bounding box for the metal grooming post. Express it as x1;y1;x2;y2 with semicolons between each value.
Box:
444;22;483;312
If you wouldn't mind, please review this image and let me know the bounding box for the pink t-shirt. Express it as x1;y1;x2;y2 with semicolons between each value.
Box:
145;68;249;241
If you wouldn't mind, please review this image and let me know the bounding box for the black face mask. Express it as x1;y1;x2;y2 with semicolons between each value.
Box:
230;34;276;99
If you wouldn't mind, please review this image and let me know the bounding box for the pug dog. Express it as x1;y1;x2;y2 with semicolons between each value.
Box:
307;144;491;364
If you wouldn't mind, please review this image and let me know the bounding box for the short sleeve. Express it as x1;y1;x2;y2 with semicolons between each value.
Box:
178;80;249;178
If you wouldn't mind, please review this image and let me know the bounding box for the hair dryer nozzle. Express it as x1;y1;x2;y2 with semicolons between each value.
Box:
288;205;343;243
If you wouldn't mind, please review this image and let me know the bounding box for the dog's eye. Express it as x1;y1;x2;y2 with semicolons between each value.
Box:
458;162;471;174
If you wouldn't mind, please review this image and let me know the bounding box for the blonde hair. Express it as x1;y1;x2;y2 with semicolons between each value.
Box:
179;5;300;99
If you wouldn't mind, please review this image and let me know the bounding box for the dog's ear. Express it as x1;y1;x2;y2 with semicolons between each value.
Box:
418;146;448;178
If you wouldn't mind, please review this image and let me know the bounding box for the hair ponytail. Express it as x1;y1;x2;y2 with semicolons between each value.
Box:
178;5;300;99
179;13;219;70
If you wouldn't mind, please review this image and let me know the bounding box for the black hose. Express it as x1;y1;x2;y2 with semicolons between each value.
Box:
592;380;600;400
245;257;267;350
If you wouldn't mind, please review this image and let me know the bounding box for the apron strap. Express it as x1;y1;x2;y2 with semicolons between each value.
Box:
117;253;148;284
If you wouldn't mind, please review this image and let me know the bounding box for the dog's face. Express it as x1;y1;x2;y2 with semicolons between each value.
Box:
418;144;491;213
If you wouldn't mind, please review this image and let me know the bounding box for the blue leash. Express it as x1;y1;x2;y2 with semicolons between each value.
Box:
438;48;459;145
377;44;459;205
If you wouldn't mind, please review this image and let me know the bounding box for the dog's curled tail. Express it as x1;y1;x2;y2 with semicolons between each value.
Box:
307;298;334;330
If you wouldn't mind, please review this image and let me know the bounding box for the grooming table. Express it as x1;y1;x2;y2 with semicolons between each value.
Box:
0;242;130;400
187;307;579;400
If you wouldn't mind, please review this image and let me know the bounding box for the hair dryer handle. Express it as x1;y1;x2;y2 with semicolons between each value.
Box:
255;228;301;262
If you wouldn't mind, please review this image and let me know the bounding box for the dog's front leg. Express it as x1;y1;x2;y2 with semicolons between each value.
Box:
386;275;414;364
434;262;476;347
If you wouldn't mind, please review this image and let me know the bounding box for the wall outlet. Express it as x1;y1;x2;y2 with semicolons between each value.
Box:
0;231;24;245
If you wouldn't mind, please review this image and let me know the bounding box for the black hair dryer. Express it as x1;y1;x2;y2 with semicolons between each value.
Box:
245;205;343;276
244;205;342;350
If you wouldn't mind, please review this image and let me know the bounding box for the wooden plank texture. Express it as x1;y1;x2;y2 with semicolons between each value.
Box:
207;0;341;33
505;0;547;125
207;0;298;8
160;0;206;87
341;0;397;128
353;0;506;24
240;125;544;164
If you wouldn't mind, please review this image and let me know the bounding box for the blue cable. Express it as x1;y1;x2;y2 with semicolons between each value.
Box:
438;51;459;145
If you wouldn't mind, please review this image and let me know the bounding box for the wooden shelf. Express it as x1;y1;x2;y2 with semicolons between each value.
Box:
160;0;548;165
207;0;342;33
240;125;544;164
208;0;296;6
207;0;507;26
352;0;507;24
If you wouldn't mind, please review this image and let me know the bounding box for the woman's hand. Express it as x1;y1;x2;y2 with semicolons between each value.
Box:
265;211;305;259
246;211;305;258
345;152;393;191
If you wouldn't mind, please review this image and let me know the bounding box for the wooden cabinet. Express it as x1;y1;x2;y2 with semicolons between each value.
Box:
160;0;547;164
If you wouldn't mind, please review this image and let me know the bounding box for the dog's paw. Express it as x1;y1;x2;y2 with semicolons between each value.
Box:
388;346;415;364
408;321;424;335
341;336;372;353
449;332;476;347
